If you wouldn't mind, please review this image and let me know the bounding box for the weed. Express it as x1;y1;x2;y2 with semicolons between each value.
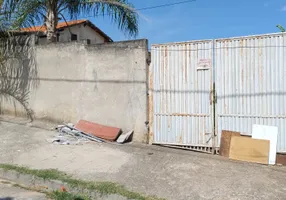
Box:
48;191;89;200
0;164;164;200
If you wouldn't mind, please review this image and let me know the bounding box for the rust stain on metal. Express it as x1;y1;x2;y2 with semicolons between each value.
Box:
241;68;244;105
199;117;203;143
160;46;164;114
174;113;190;117
203;117;206;143
223;42;227;114
224;41;228;56
218;38;232;43
165;46;168;113
210;80;213;105
170;113;208;117
184;44;188;83
240;40;244;56
240;40;244;106
157;115;161;132
179;134;183;143
164;46;168;57
195;44;199;114
258;40;263;85
240;39;244;106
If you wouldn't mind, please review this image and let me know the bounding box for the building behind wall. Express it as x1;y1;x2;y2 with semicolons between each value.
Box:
20;19;113;45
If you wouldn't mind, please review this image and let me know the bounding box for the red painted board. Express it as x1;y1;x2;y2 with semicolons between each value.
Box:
75;120;122;141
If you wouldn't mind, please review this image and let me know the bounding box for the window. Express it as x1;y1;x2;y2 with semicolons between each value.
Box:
71;34;77;41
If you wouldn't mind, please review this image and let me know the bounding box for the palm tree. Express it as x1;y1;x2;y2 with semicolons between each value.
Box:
10;0;139;43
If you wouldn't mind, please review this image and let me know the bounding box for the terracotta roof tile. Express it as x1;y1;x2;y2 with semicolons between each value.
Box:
20;19;113;42
20;20;87;32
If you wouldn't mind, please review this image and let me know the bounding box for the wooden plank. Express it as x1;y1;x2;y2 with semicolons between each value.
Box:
219;130;241;157
229;136;270;164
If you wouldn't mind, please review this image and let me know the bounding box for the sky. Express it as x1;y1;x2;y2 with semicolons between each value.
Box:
81;0;286;45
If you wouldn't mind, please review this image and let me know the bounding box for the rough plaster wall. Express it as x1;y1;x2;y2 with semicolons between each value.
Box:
29;40;148;142
30;43;85;122
0;35;38;119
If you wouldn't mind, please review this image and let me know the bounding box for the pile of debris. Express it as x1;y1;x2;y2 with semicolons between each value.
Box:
220;124;278;165
50;120;133;145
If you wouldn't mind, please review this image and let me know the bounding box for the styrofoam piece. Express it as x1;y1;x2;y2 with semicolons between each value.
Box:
117;130;134;144
252;124;278;165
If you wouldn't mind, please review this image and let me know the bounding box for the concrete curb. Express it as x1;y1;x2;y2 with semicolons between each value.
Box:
0;168;130;200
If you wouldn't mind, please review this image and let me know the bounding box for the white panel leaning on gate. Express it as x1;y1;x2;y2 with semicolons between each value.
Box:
252;124;278;165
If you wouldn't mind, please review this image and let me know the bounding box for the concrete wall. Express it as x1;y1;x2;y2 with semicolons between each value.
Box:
38;24;106;45
1;38;149;142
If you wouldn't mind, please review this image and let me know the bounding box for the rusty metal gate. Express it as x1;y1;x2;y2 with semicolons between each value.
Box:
150;33;286;153
215;33;286;153
149;40;215;153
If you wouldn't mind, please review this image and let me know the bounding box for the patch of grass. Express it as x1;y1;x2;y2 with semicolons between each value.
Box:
48;191;89;200
0;180;12;185
0;164;68;180
0;164;164;200
0;178;87;200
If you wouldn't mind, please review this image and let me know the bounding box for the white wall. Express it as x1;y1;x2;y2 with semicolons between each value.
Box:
59;24;106;44
38;24;107;44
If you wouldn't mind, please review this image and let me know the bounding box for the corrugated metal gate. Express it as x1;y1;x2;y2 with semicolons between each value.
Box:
215;33;286;153
149;40;215;153
150;33;286;153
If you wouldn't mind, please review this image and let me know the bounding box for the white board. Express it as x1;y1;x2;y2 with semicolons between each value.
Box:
252;124;278;165
117;130;133;144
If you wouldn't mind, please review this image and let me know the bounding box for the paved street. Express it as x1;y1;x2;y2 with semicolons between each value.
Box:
1;121;286;200
0;179;47;200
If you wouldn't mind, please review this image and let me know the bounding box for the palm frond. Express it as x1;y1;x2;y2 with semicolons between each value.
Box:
0;1;38;121
10;0;46;30
62;0;138;37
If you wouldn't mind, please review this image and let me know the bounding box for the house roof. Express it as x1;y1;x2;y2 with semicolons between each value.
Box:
20;19;113;42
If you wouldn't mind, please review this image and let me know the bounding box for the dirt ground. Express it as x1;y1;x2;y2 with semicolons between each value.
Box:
1;121;286;200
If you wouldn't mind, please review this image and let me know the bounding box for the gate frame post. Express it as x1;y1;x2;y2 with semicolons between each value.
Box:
212;39;217;154
148;49;154;145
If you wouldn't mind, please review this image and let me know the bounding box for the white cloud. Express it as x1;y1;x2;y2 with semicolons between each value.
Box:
281;5;286;11
264;3;269;7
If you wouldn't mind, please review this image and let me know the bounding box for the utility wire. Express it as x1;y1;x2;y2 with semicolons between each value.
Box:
83;0;196;18
136;0;196;11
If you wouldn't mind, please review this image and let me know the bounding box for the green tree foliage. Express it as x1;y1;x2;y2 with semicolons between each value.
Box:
276;24;285;32
4;0;139;43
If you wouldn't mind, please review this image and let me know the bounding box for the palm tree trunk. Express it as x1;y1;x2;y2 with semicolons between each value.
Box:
46;1;58;43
